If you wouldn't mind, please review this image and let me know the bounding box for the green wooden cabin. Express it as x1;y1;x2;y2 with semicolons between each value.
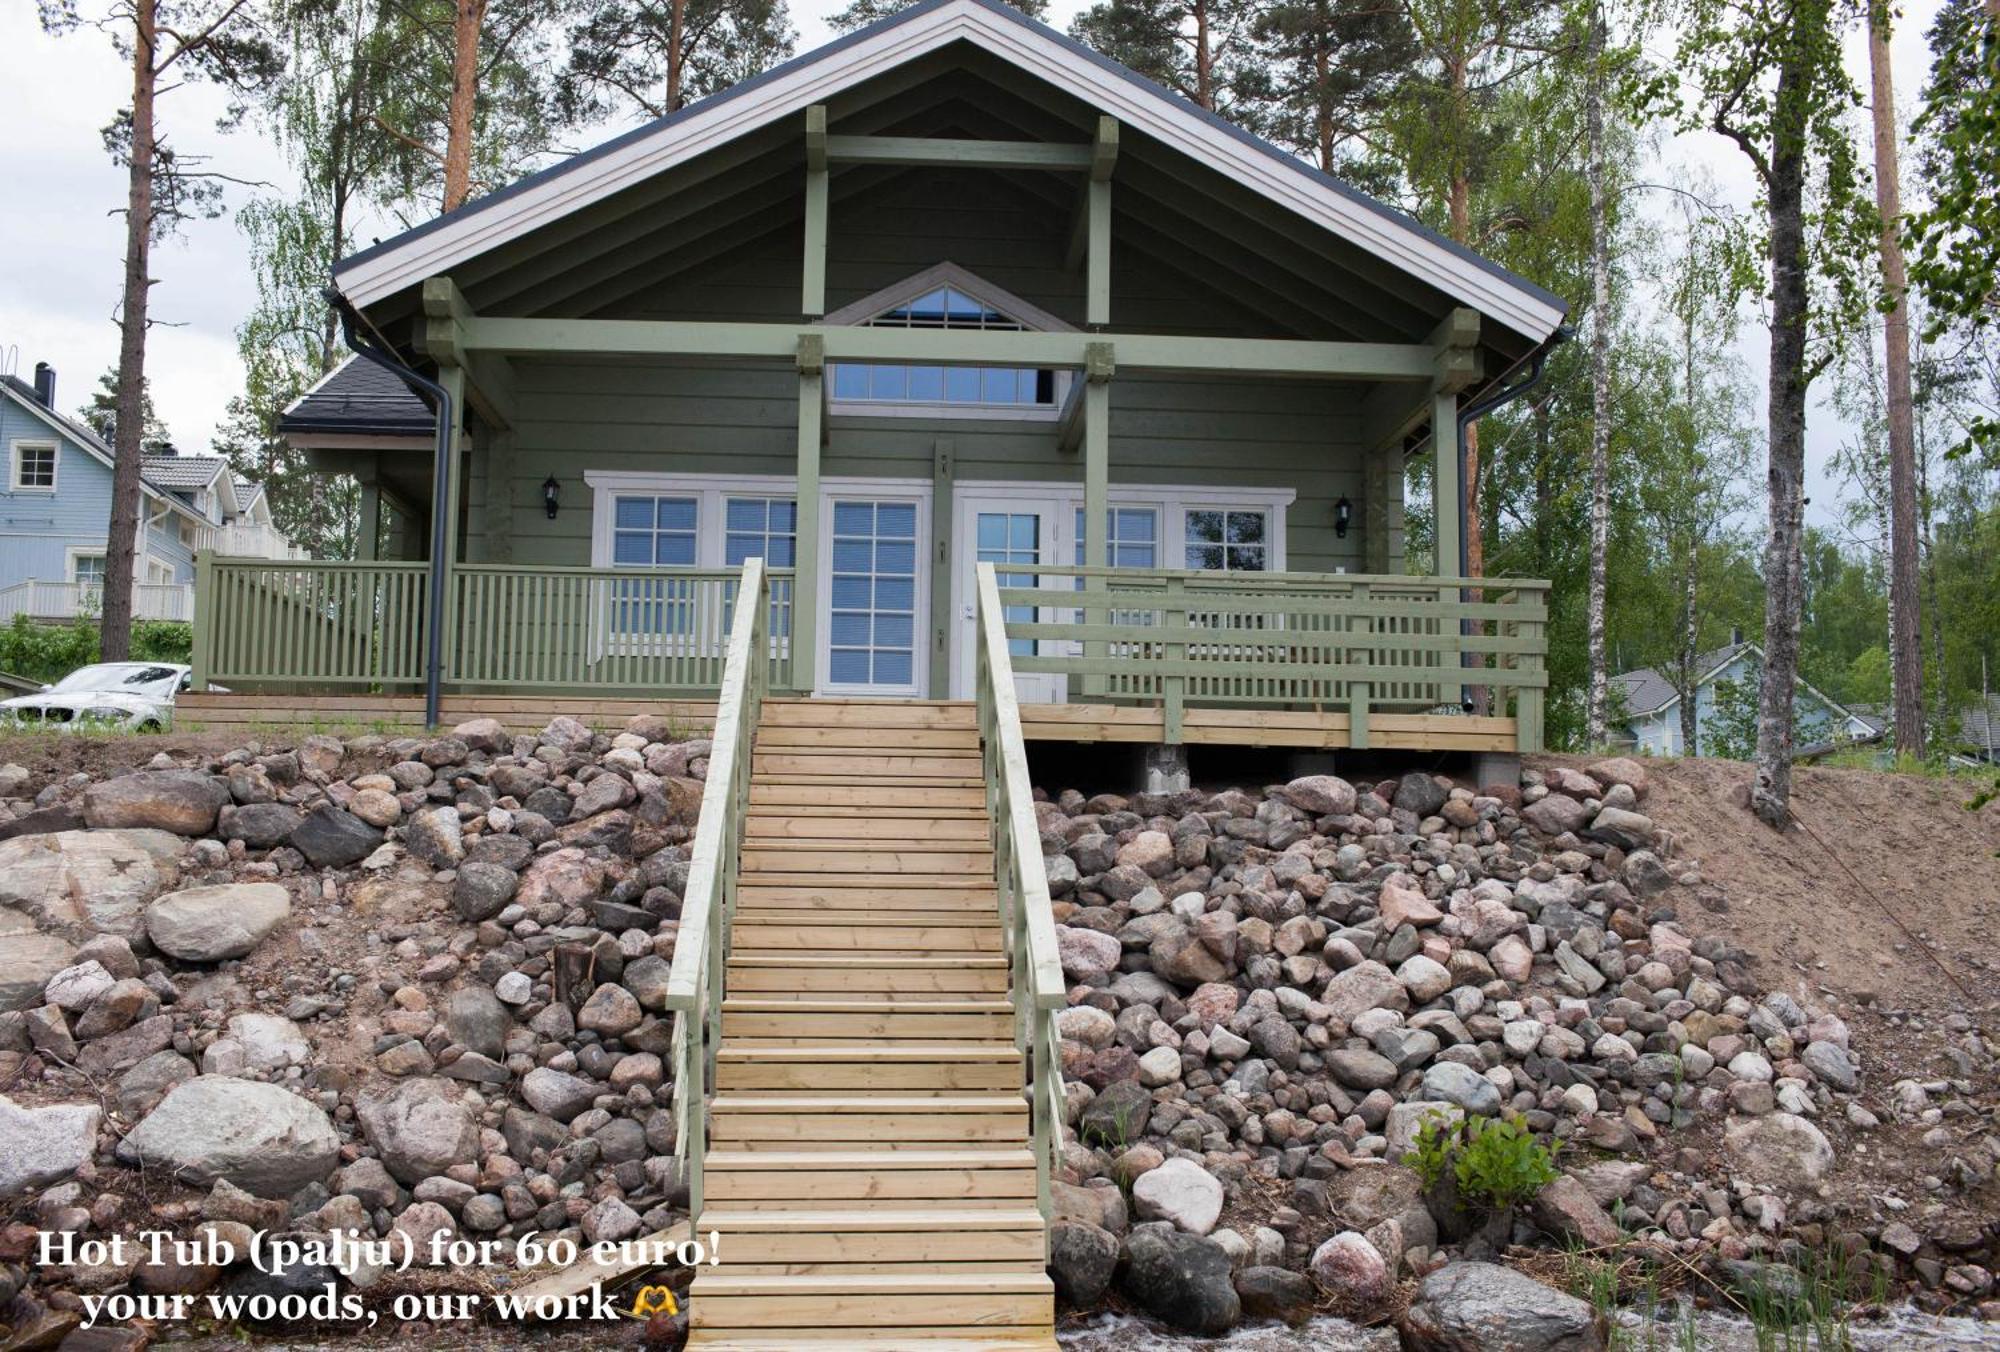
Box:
207;0;1564;753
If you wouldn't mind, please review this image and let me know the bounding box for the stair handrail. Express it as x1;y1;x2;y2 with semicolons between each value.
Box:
663;556;770;1219
973;561;1068;1235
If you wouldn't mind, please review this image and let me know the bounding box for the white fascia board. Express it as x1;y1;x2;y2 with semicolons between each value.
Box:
333;0;1564;341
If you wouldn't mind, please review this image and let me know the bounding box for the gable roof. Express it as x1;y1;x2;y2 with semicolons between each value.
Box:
138;454;227;492
1611;642;1752;718
332;0;1566;343
1;373;118;462
278;358;433;438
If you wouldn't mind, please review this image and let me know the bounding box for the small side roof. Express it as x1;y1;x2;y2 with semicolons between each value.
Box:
1610;642;1753;718
278;358;433;439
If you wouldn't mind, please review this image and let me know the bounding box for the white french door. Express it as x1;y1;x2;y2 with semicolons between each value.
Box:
819;492;927;697
952;493;1067;704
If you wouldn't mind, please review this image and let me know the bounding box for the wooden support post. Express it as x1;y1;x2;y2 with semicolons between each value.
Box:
191;549;214;690
357;474;381;563
930;438;954;696
1162;574;1185;744
483;430;515;563
1347;580;1371;749
794;335;824;694
437;364;467;682
1432;388;1460;581
1086;117;1116;327
1082;342;1113;700
803;106;828;320
1516;602;1545;752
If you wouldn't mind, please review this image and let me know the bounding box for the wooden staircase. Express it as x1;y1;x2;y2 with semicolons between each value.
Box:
686;698;1057;1349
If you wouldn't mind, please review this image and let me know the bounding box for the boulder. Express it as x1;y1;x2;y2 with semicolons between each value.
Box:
0;1094;100;1197
1378;875;1442;930
145;883;290;962
577;982;644;1036
1400;1261;1603;1351
83;771;228;835
1585;757;1649;799
290;805;385;870
1056;924;1122;980
218;802;304;850
1132;1157;1224;1235
1522;794;1590;837
0;829;183;938
1421;1062;1502;1115
1282;775;1357;816
453;718;509;752
1120;1228;1240;1335
221;1012;311;1072
403;808;465;869
442;986;511;1059
521;1067;598;1123
1392;773;1449;817
1530;1175;1621;1249
1079;1079;1153;1148
453;862;519;922
1322;961;1410;1030
1235;1265;1316;1324
1049;1220;1120;1306
1310;1230;1390;1302
1151;918;1233;986
1584;807;1654;851
0;916;75;1012
1723;1113;1834;1193
117;1076;339;1198
357;1078;481;1185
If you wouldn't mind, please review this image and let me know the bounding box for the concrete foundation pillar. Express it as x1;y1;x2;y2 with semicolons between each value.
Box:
1142;743;1190;795
1471;751;1522;793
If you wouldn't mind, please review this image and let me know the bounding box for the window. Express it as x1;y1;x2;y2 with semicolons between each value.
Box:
724;496;797;568
1185;508;1269;572
1074;506;1160;570
828;500;919;688
71;554;106;587
11;442;56;491
826;265;1067;418
612;495;699;566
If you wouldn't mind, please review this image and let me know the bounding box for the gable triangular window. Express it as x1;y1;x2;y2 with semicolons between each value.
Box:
825;263;1070;417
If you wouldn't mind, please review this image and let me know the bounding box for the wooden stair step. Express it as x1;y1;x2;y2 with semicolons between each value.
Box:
731;928;1003;955
756;727;980;750
708;1093;1028;1149
735;887;998;913
696;1206;1046;1272
745;816;991;839
739;871;998;891
688;1271;1054;1333
749;786;988;808
703;1149;1037;1204
741;835;994;853
686;1337;1054;1351
715;1045;1022;1092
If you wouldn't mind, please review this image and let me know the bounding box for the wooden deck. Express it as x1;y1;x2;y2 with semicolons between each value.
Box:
173;691;1516;751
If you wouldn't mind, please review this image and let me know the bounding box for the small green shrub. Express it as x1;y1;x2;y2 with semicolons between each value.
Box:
1403;1111;1560;1212
0;616;192;685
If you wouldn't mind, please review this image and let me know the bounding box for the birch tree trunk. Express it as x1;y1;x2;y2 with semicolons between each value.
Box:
1584;2;1612;748
103;0;160;663
443;0;486;212
1867;0;1924;759
1751;31;1815;828
1679;543;1699;753
667;0;687;112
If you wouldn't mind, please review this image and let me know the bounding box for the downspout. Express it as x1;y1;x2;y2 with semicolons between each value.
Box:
1450;323;1573;707
326;286;454;730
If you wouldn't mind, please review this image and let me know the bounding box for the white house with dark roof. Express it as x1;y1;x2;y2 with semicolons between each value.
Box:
1610;636;1875;757
0;362;299;625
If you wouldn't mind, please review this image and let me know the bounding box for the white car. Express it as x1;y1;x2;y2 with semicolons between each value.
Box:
0;662;193;732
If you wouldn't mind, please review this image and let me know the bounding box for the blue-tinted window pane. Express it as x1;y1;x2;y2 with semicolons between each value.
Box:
1117;509;1156;541
978;514;1007;550
726;499;765;531
767;537;795;567
832;364;867;399
770;501;797;531
832;577;870;609
613;533;651;565
875;541;916;574
875;615;913;648
615;497;653;529
874;577;914;611
873;651;912;685
832;539;873;572
878;503;916;537
829;612;871;645
1010;515;1037;550
724;535;755;566
909;366;945;401
829;649;870;683
656;498;697;530
834;502;873;534
655;534;696;566
868;366;908;400
945;367;980;403
1115;542;1156;568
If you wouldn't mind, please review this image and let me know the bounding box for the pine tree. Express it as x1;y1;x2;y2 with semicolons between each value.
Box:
560;0;795;122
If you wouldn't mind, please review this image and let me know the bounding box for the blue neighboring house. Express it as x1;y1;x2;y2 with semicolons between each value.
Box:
1;362;296;625
1610;636;1876;758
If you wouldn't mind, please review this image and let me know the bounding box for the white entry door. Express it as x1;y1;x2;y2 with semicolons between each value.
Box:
821;494;926;697
952;494;1067;704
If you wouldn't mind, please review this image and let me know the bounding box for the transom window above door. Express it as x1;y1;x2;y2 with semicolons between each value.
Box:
824;263;1071;419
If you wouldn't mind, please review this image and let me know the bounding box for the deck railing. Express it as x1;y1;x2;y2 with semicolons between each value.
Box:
195;553;795;694
661;557;769;1219
995;565;1549;752
973;562;1068;1241
0;579;196;624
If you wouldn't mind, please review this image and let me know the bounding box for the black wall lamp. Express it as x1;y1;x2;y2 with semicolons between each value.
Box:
543;475;561;520
1334;496;1352;539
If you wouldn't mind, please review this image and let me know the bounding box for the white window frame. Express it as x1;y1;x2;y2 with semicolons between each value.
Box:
67;548;107;584
947;481;1294;698
824;262;1075;423
585;470;933;696
10;441;58;493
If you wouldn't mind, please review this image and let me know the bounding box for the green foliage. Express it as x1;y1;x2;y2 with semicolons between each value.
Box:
0;618;192;686
1402;1111;1560;1212
831;0;1043;31
559;0;796;121
1705;671;1761;760
75;367;173;455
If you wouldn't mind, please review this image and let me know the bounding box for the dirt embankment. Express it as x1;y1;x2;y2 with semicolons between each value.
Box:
1536;753;2000;1248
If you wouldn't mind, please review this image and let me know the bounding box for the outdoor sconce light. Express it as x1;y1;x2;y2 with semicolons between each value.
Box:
1334;496;1352;539
543;476;561;520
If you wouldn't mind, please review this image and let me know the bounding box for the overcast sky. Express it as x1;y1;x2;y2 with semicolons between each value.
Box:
0;0;1941;531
